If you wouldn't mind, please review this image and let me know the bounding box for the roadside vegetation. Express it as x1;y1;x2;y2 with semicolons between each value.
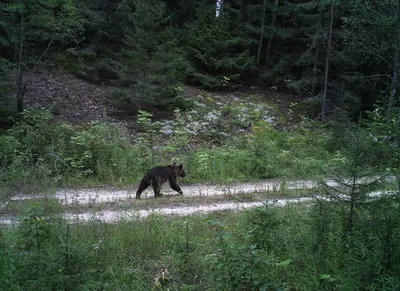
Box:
1;192;400;290
1;100;400;290
0;98;344;198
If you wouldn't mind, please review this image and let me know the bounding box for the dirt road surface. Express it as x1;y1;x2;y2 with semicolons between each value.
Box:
0;177;386;225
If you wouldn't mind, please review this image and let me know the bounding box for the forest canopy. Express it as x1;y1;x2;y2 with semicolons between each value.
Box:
1;0;400;119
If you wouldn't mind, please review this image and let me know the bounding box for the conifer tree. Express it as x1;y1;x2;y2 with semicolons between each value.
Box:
183;4;255;88
282;0;354;120
0;0;84;112
116;0;189;113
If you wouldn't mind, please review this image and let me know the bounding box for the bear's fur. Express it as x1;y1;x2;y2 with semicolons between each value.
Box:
136;163;186;199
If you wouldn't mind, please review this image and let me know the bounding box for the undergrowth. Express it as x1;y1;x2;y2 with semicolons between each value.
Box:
1;197;399;290
1;114;398;290
0;109;340;199
1;97;399;291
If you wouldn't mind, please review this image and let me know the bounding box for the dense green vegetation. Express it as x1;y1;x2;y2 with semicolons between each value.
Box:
1;0;400;290
1;103;400;290
1;0;400;118
0;107;334;197
1;193;400;290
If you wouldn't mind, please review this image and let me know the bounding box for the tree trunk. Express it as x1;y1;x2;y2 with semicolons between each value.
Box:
312;6;325;96
16;70;26;114
311;44;320;96
321;0;334;122
390;0;400;111
264;0;279;69
16;11;26;114
256;0;267;65
215;0;224;17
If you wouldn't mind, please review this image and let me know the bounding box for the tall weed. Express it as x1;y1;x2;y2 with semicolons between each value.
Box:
0;109;351;197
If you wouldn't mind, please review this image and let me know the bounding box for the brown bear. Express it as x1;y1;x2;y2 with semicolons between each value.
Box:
136;163;186;199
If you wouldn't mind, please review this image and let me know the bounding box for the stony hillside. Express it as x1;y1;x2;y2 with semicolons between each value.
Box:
21;69;107;124
11;69;294;129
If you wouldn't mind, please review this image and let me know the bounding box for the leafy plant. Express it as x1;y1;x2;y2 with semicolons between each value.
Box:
207;218;282;290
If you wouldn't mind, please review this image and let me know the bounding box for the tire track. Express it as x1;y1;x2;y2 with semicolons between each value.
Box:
0;177;390;225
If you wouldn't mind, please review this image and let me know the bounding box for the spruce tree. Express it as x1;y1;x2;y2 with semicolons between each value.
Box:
115;0;189;113
183;4;255;88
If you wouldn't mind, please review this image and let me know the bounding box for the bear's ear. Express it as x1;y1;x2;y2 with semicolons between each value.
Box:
178;163;183;169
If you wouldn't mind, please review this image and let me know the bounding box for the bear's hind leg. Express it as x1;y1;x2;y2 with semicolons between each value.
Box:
152;181;163;197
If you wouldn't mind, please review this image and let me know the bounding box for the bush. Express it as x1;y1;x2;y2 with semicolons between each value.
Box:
0;108;341;192
0;110;150;194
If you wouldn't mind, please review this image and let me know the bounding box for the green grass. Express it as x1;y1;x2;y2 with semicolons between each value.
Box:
0;110;341;200
2;109;399;290
1;200;400;290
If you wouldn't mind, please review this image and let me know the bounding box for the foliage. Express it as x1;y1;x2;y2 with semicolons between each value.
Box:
0;0;84;52
245;203;281;250
368;105;400;179
0;0;84;115
0;57;14;128
342;0;395;74
207;219;280;290
2;189;400;290
0;107;343;198
0;0;399;118
183;5;255;88
1;2;400;289
1;120;400;289
110;0;190;113
0;110;149;196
